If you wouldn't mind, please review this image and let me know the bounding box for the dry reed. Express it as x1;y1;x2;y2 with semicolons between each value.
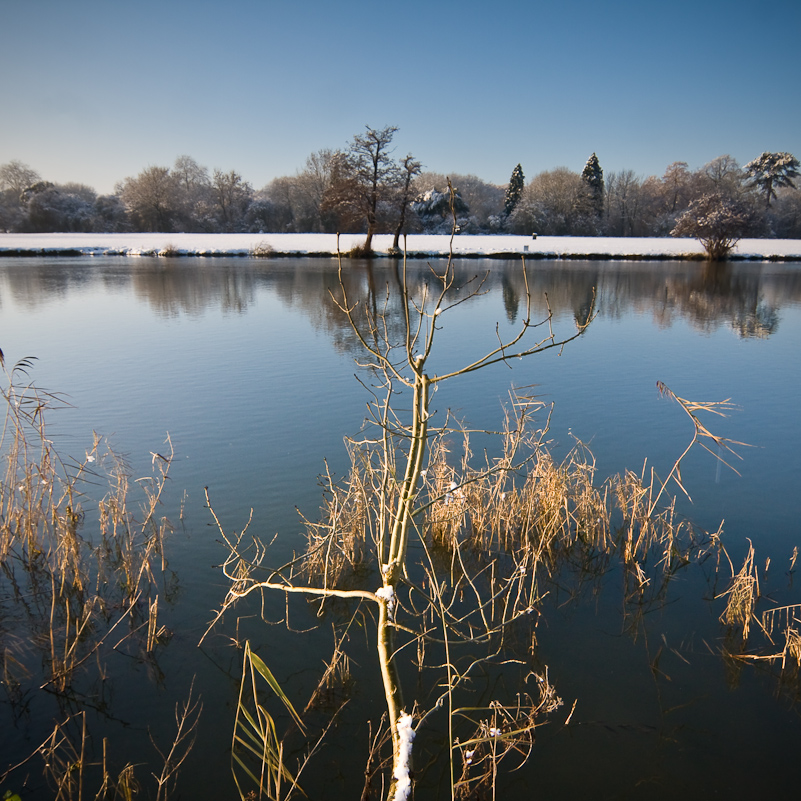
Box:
0;353;190;795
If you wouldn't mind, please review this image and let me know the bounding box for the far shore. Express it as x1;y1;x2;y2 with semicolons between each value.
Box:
1;232;800;261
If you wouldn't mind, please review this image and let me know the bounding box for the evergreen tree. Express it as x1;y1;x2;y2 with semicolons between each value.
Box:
744;151;800;209
581;153;605;218
504;164;525;218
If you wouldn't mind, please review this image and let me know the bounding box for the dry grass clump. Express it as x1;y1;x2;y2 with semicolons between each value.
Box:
347;240;373;258
296;404;711;625
300;444;383;587
452;672;564;800
718;541;759;640
714;543;801;695
250;240;274;257
0;352;192;795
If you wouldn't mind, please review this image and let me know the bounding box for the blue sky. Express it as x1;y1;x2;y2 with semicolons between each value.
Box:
1;0;799;194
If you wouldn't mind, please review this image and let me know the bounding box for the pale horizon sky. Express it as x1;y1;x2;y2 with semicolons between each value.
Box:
1;0;799;195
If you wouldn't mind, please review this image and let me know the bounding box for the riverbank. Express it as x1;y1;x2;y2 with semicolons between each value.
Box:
2;232;801;260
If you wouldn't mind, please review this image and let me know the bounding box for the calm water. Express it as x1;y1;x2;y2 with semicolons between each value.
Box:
1;256;800;799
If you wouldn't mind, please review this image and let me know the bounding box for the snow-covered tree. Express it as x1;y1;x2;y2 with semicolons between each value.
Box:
580;153;604;221
416;172;503;232
671;192;755;260
23;182;96;232
744;152;800;209
411;187;469;233
503;164;525;218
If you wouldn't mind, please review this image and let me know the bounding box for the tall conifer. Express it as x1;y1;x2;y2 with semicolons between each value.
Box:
581;153;605;218
504;163;525;218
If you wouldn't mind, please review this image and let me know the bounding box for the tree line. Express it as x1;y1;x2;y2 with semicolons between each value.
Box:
1;127;799;244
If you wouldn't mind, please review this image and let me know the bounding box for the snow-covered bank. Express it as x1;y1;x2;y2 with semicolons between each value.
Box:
1;232;800;260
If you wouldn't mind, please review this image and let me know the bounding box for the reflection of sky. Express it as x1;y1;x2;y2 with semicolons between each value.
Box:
2;257;798;563
2;0;799;193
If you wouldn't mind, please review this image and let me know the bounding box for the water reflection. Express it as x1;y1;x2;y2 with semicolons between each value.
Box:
1;257;797;340
1;255;800;800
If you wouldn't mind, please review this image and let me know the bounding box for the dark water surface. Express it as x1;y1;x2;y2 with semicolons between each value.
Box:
1;256;800;799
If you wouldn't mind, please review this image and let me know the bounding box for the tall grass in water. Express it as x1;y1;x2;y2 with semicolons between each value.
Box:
0;351;199;797
205;216;751;801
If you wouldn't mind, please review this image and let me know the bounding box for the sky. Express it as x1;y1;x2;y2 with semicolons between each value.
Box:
1;0;799;195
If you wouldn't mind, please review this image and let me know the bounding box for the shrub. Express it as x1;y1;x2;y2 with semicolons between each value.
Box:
250;240;274;257
671;192;756;260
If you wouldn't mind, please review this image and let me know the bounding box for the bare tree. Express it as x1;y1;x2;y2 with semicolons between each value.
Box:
204;203;596;798
698;154;743;197
605;169;643;236
171;156;212;231
117;166;178;231
211;169;253;232
293;148;339;232
348;125;399;252
391;154;422;250
0;160;41;201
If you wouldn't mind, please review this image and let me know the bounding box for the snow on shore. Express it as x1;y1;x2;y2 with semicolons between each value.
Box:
1;232;800;260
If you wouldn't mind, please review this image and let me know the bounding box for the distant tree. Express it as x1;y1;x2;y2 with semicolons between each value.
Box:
320;150;365;233
347;125;399;252
172;155;212;230
0;160;41;201
510;167;595;235
671;192;755;260
580;153;604;221
293;149;339;232
744;152;800;209
698;154;743;198
261;176;300;232
211;169;253;232
117;166;178;231
417;172;504;232
23;182;96;232
769;185;801;238
605;169;644;236
94;194;129;232
411;186;469;233
638;162;697;235
173;155;210;194
503;164;525;219
392;154;422;249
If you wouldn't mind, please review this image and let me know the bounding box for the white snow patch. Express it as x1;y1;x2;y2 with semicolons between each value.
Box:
376;585;395;602
393;711;416;801
376;585;396;620
1;232;800;259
